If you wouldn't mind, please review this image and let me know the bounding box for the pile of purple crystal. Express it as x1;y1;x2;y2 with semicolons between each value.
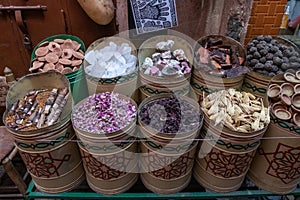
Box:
139;95;202;134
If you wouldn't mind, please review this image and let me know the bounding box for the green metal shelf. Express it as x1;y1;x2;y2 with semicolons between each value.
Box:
25;177;300;199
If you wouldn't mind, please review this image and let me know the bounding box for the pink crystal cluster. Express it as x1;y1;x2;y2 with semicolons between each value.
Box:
141;40;192;78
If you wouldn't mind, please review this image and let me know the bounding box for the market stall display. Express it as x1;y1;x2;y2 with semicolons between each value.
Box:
247;70;300;194
2;29;300;197
194;89;269;192
138;35;193;101
138;94;203;194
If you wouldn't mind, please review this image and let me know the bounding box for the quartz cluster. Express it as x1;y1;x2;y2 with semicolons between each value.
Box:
141;40;192;78
85;42;137;78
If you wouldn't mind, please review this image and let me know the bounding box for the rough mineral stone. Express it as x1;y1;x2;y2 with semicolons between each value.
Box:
85;42;137;78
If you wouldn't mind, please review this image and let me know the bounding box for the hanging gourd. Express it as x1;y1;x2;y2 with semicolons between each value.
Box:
77;0;115;25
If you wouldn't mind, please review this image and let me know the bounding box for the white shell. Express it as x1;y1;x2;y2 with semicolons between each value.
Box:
156;40;174;51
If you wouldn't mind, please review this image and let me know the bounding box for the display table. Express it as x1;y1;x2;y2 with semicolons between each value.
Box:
25;177;300;199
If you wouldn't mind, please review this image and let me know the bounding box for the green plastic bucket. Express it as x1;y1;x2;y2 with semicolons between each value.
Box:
31;34;88;104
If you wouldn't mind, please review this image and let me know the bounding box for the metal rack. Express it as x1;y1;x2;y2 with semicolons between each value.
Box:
25;177;300;200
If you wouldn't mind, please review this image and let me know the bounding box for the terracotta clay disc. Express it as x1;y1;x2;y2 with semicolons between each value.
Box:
53;38;65;44
43;63;56;71
62;49;73;59
48;42;61;52
39;41;49;47
61;67;73;74
78;49;84;54
72;41;81;51
61;39;74;50
55;63;64;72
30;61;44;71
59;58;72;66
71;59;82;66
37;56;46;62
45;53;59;63
73;51;84;60
52;47;62;57
35;46;49;57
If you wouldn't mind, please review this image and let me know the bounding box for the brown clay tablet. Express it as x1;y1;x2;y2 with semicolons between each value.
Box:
61;67;73;74
73;51;84;60
35;46;49;57
71;59;82;66
73;41;81;51
55;63;64;72
30;61;44;71
45;53;59;63
52;47;62;57
62;49;73;59
39;41;49;47
59;58;72;66
37;56;46;62
43;63;56;71
53;38;65;44
61;39;74;50
48;42;60;52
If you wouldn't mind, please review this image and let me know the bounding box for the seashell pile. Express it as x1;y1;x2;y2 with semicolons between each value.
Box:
268;70;300;126
30;39;84;74
247;35;300;77
84;42;137;79
141;40;192;78
5;88;69;131
202;89;270;132
195;37;248;78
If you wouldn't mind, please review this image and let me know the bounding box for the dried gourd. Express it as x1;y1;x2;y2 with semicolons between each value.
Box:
77;0;115;25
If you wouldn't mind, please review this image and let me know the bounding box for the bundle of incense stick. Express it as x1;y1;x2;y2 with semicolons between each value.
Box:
6;87;69;131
